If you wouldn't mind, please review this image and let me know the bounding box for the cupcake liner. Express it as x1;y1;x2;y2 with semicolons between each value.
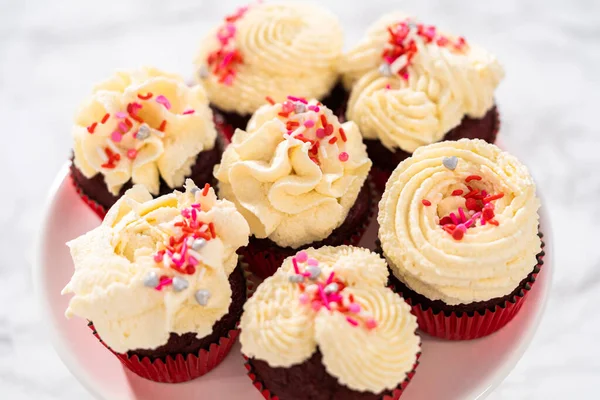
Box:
70;171;107;219
368;106;501;194
85;258;256;383
390;234;545;340
213;110;235;143
243;353;421;400
240;178;377;279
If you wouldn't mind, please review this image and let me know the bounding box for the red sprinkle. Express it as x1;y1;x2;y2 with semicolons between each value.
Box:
209;222;216;238
483;193;505;203
137;92;153;100
451;189;464;196
101;113;110;124
202;183;211;196
422;199;431;206
158;120;167;132
339;127;347;142
465;197;478;211
126;149;138;160
320;114;328;128
328;136;338;144
465;175;482;182
338;152;349;162
86;122;97;134
265;96;275;105
452;226;466;240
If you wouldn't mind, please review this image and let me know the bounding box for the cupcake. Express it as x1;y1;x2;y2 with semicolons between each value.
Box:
378;139;544;340
241;246;420;400
62;180;250;382
213;97;373;278
340;13;504;191
70;67;222;217
194;1;344;140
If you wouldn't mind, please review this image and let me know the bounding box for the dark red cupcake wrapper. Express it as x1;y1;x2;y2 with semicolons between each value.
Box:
70;172;107;219
392;236;545;340
86;258;256;383
369;106;502;193
243;353;421;400
214;111;235;143
240;178;377;279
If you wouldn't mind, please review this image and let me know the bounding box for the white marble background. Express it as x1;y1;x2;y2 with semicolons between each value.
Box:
0;0;598;398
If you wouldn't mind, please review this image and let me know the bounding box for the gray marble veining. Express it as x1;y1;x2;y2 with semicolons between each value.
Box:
1;0;598;398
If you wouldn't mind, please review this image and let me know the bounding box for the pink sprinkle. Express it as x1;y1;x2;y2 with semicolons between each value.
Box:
346;317;359;326
385;84;391;90
348;303;361;313
155;95;171;110
304;120;315;128
312;301;322;311
318;284;330;310
481;190;488;198
329;293;342;303
191;203;201;209
111;131;122;142
307;105;320;112
481;218;487;226
223;74;234;86
126;149;138;159
326;271;335;285
449;212;459;225
115;111;128;119
292;258;300;274
181;209;191;218
338;152;349;162
287;96;308;104
183;109;195;115
458;207;467;223
155;277;173;291
296;251;308;263
307;258;319;267
401;72;409;80
366;318;377;330
191;208;197;221
118;121;128;133
188;256;199;266
316;128;326;138
153;253;163;263
299;293;309;304
131;102;143;112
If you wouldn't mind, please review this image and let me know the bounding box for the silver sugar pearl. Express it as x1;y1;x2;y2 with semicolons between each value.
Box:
172;276;189;292
195;289;211;306
294;103;306;114
378;63;392;77
324;283;339;294
198;65;209;79
306;266;321;280
288;274;304;283
136;124;151;140
192;238;207;251
442;156;458;170
143;271;159;288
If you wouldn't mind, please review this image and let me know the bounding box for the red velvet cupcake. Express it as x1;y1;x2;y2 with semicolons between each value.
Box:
214;97;374;279
194;2;344;140
378;139;543;340
340;13;503;191
62;181;250;382
70;67;222;217
240;246;421;400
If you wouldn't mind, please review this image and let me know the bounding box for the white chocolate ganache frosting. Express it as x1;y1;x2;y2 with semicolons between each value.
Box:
213;97;372;249
62;180;250;353
378;139;541;305
240;246;420;394
341;12;504;153
194;2;344;115
72;67;217;196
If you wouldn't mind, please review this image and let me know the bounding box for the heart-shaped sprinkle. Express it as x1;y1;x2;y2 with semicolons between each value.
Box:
192;238;206;251
172;277;189;292
306;266;321;280
288;274;304;283
195;289;211;306
143;271;159;288
443;156;458;170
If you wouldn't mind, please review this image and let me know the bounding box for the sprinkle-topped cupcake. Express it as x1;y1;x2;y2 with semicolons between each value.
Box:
378;139;544;339
194;2;344;138
214;96;373;278
341;13;503;190
70;67;222;216
241;246;420;400
62;180;250;382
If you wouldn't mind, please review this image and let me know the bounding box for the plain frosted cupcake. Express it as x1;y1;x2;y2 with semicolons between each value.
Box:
194;1;344;139
378;139;544;340
62;180;250;382
214;97;373;278
241;246;420;400
70;67;222;216
341;13;504;190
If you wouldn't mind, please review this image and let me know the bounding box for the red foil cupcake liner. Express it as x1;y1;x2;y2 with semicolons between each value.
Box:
243;353;420;400
85;258;256;383
394;237;545;340
369;106;501;193
240;179;377;279
70;172;106;219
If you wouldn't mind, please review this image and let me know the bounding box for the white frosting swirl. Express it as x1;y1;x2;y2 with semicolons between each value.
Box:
378;139;542;305
62;180;250;353
73;67;217;196
341;13;504;153
214;100;371;248
240;246;420;394
195;2;343;115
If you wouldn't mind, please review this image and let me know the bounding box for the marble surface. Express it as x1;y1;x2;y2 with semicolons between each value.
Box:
1;0;597;398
